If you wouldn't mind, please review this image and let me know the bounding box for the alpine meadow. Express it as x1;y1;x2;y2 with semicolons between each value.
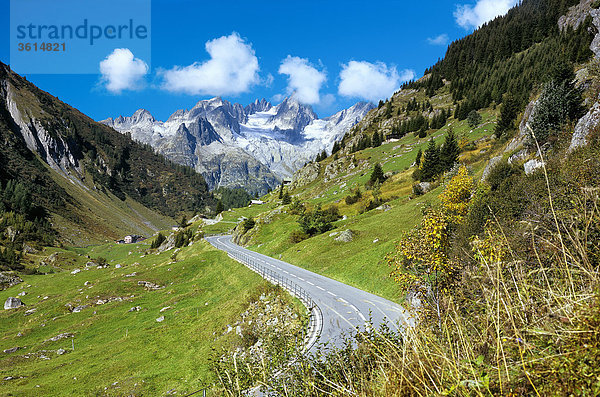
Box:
1;0;600;396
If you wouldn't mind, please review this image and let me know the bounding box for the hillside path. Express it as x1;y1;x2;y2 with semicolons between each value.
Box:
206;235;413;351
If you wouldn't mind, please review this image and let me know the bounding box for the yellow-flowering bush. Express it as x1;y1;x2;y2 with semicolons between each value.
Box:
439;165;474;223
388;165;473;318
387;210;457;317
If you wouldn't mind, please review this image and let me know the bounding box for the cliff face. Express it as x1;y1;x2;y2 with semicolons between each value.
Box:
1;78;83;187
0;62;213;242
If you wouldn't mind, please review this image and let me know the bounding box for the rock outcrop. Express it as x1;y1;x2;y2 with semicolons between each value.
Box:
0;272;22;290
335;230;354;243
290;162;321;190
4;297;25;309
570;101;600;151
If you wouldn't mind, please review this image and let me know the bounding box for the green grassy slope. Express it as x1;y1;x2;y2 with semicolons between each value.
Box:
204;100;499;303
0;239;266;396
46;162;174;245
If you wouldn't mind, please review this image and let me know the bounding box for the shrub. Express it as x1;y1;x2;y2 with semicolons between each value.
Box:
298;206;341;236
150;232;165;249
289;230;308;243
174;229;193;248
344;188;362;205
243;217;256;233
95;257;107;266
439;165;474;223
288;198;305;215
467;110;482;127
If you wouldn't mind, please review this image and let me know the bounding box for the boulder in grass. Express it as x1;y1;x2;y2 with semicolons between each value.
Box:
3;346;21;353
138;281;162;290
45;332;74;342
4;297;25;310
524;159;545;175
335;230;354;243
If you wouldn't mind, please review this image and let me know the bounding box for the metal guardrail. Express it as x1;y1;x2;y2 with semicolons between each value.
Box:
225;248;323;353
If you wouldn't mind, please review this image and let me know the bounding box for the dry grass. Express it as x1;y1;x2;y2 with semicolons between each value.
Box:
212;138;600;396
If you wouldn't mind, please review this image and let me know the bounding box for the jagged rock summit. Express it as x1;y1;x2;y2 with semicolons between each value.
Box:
101;97;374;194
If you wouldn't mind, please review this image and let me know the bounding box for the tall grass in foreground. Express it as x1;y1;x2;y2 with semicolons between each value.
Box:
212;139;600;396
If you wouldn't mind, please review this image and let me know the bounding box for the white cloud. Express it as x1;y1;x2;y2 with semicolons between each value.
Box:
455;0;518;30
399;69;416;82
263;73;275;88
272;93;285;103
159;32;259;95
427;34;449;46
278;56;327;105
320;93;336;108
99;48;148;94
338;61;414;102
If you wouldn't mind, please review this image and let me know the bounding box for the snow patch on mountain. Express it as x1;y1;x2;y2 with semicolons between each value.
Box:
101;97;373;193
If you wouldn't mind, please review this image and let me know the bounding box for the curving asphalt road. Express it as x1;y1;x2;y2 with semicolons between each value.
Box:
206;235;413;352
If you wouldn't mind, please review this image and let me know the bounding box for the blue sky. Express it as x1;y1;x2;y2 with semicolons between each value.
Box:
0;0;518;121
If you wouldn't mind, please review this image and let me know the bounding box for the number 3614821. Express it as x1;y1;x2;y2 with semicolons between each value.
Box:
17;42;66;52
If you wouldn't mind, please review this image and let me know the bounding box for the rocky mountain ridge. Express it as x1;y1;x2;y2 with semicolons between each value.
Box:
101;97;374;194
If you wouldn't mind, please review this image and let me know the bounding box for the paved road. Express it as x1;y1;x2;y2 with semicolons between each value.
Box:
206;235;412;351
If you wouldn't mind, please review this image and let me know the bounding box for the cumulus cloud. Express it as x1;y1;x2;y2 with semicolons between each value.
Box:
99;48;148;94
278;56;327;105
455;0;518;30
159;32;259;95
338;61;414;102
427;34;450;46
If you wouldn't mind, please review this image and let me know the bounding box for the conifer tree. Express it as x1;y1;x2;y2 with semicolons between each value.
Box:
384;101;393;118
420;139;441;181
530;61;583;144
179;215;188;228
368;163;385;186
282;191;292;205
495;93;519;137
332;141;341;154
372;131;382;147
415;148;423;167
440;130;460;172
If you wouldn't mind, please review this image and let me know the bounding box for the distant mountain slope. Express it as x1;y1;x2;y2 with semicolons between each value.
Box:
0;61;212;243
101;97;373;194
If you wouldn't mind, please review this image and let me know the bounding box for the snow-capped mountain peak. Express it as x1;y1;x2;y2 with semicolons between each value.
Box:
101;97;374;194
245;98;272;115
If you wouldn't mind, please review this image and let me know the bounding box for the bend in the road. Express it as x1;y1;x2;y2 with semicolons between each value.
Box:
206;235;414;351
